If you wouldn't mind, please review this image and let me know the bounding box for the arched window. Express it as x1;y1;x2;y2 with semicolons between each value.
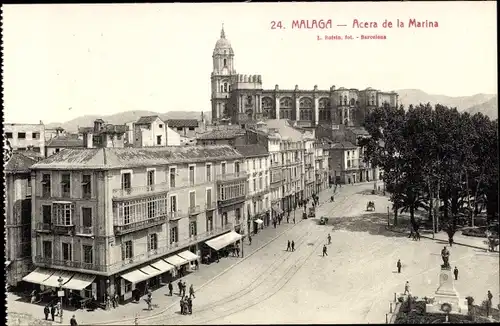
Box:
220;85;224;93
350;98;355;106
223;59;227;66
343;96;348;106
338;95;342;104
228;85;231;92
370;95;375;106
224;83;228;92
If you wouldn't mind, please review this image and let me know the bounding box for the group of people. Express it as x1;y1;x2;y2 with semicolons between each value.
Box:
43;302;60;321
178;280;196;315
286;240;296;252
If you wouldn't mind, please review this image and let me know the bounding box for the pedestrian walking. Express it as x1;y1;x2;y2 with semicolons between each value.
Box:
56;301;61;316
177;279;183;296
182;281;187;297
113;293;119;308
189;284;196;299
287;240;291;251
416;231;421;241
404;281;411;295
187;296;193;314
194;260;199;270
487;290;493;316
327;233;331;245
322;244;328;257
248;235;252;245
397;259;402;273
448;237;454;247
50;305;56;321
134;314;139;326
168;281;173;296
236;246;240;257
287;215;290;223
44;305;50;320
291;241;295;252
453;266;459;280
70;314;78;326
293;215;296;224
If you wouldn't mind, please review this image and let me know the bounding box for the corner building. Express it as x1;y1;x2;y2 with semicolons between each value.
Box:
210;25;399;126
27;145;246;304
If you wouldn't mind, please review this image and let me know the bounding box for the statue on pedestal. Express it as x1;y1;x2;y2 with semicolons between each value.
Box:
441;246;450;269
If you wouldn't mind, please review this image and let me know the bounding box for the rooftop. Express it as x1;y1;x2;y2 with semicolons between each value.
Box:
167;119;199;128
347;127;370;136
5;152;37;174
31;145;243;170
136;116;162;125
330;141;357;149
197;129;245;140
46;135;84;148
79;124;128;135
256;119;305;141
234;144;268;158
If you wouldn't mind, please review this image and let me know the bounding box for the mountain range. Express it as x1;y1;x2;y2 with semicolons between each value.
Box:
45;89;497;131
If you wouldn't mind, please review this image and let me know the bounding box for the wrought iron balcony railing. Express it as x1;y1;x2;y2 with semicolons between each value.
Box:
215;172;249;182
113;182;169;199
205;201;217;211
188;205;202;215
114;214;168;235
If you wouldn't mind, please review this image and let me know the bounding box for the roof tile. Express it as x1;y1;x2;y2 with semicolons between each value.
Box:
5;152;37;174
167;119;199;128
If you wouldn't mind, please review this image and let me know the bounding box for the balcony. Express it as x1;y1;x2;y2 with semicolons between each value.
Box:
205;201;217;211
114;214;168;236
168;211;185;221
215;172;248;183
35;222;52;233
250;188;269;199
188;205;202;216
52;224;75;236
75;226;93;236
112;182;169;200
218;195;246;208
271;161;281;167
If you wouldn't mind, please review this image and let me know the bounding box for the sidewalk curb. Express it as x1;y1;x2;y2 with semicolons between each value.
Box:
386;226;487;251
91;218;303;325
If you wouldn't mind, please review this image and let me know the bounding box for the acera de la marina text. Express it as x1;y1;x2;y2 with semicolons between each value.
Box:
353;19;439;28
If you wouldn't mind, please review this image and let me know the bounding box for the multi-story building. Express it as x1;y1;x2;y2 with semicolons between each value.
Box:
210;25;399;126
25;144;245;304
133;116;168;147
246;120;309;219
4;123;46;155
6;152;37;288
167;119;201;139
314;142;330;193
45;134;84;157
196;126;246;146
234;145;271;233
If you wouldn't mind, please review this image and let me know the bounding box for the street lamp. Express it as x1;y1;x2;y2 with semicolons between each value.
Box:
57;276;64;323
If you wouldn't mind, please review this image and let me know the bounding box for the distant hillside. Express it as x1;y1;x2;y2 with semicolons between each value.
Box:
396;89;496;112
466;95;498;119
45;111;212;131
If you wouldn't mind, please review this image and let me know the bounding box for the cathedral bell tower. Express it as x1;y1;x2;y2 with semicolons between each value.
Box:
211;24;236;124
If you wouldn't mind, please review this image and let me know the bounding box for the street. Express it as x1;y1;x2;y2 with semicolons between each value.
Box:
137;182;498;325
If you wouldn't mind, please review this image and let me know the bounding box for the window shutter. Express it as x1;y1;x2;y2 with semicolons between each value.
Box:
147;236;151;251
121;243;126;261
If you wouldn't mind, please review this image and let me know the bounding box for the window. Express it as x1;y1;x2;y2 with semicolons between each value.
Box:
235;162;240;173
253;179;256;192
147;201;155;218
42;205;52;224
159;124;163;128
253;159;256;169
42;174;51;198
222;212;228;227
170;168;176;188
156;135;162;145
82;174;91;198
223;83;228;92
82;207;92;228
206;164;212;182
61;173;71;197
54;202;74;225
62;243;72;261
207;215;213;231
223;58;227;66
190;221;197;237
83;245;93;264
33;132;40;139
259;159;262;169
170;226;178;243
121;173;131;193
189;165;195;186
147;170;155;189
188;127;195;131
148;233;158;251
122;240;133;260
18;132;26;139
177;127;183;131
235;208;241;223
221;162;226;175
124;206;131;224
55;148;60;153
206;188;212;207
43;241;52;258
170;195;177;212
259;177;263;190
5;132;12;138
189;191;196;208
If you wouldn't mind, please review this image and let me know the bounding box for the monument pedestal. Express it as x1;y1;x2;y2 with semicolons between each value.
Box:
426;268;468;314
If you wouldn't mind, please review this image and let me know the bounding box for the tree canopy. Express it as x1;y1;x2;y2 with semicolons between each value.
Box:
361;103;498;233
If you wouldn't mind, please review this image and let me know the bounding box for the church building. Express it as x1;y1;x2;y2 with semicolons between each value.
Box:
210;25;399;127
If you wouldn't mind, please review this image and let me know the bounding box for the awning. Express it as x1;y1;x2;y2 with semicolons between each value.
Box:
62;273;96;291
164;255;188;267
139;265;162;278
254;219;264;225
177;250;199;263
121;269;150;284
272;205;284;215
22;268;55;285
42;270;74;288
205;231;243;251
151;259;175;273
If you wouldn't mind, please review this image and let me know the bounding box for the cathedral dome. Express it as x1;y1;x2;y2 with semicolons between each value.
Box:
213;24;234;55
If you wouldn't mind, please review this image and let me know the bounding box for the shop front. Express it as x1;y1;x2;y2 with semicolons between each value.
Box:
203;231;243;263
253;217;264;234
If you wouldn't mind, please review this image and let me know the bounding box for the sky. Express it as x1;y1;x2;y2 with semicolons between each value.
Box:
3;2;497;124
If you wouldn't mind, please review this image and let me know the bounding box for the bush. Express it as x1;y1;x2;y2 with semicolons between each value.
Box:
462;228;488;238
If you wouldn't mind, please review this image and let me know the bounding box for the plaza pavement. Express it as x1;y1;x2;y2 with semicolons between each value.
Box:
7;189;329;326
140;182;498;325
